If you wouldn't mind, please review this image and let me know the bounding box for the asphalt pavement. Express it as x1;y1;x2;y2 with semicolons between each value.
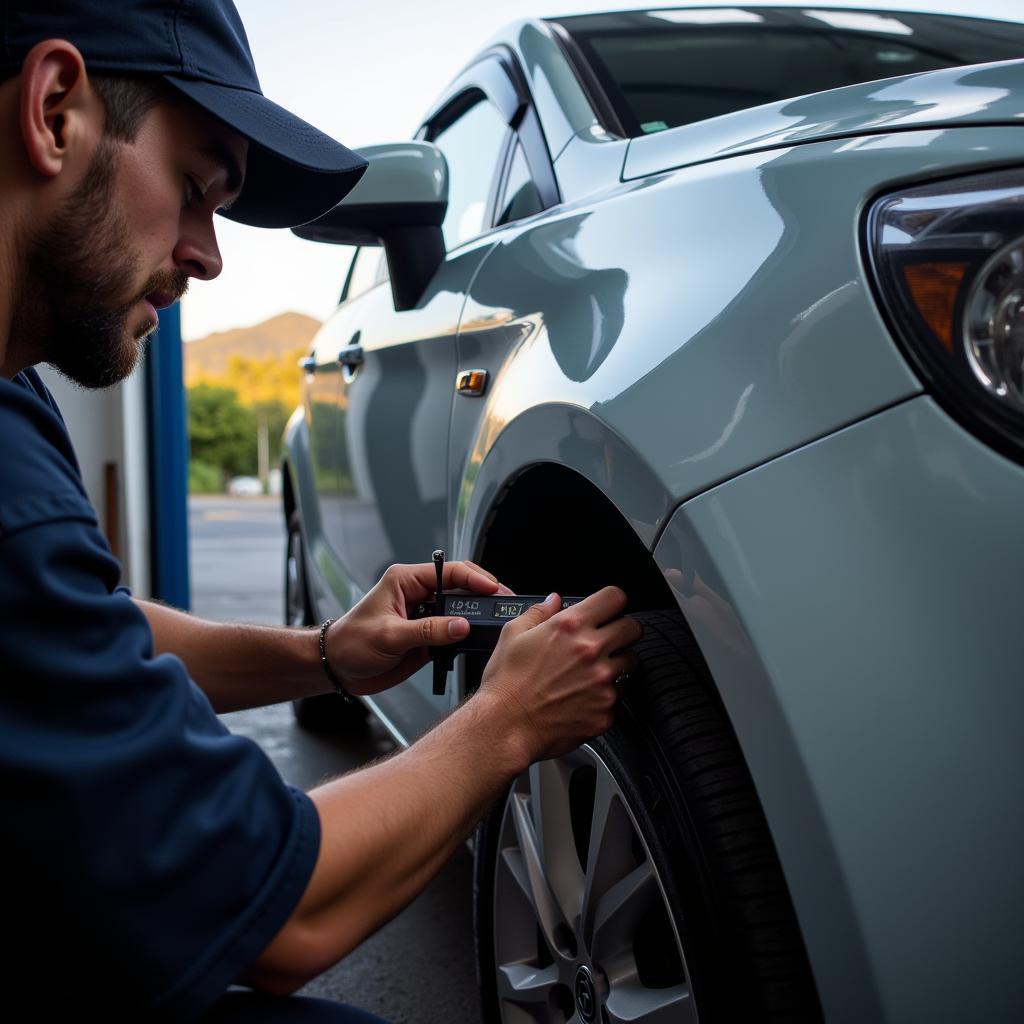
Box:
189;496;481;1023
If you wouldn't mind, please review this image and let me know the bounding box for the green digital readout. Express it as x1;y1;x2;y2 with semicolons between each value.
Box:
495;600;526;620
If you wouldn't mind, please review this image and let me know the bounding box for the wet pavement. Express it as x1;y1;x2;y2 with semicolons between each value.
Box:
189;496;481;1023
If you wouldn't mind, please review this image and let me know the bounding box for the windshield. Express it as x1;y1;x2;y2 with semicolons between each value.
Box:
549;6;1024;137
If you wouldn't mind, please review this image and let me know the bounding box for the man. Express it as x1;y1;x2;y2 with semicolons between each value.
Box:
0;2;640;1021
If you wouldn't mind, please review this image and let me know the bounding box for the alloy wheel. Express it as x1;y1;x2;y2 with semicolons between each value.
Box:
492;745;698;1024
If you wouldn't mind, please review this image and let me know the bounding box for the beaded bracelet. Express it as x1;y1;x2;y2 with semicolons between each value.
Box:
318;618;354;702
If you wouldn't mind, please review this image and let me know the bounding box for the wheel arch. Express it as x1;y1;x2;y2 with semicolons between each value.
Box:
472;461;674;612
280;405;329;623
457;405;717;695
280;403;305;522
280;404;321;544
464;449;830;1020
282;451;296;522
456;409;843;1007
463;451;752;755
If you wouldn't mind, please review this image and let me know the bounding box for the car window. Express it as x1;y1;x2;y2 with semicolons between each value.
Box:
345;246;384;302
496;141;544;228
552;9;1024;137
431;96;510;251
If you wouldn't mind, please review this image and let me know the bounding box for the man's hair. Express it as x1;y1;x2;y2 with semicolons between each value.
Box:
1;67;164;142
90;74;165;141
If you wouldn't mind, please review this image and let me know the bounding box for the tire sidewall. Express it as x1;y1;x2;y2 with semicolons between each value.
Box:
474;609;817;1023
285;509;312;628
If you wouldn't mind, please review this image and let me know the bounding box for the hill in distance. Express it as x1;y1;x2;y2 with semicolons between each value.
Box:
184;311;321;383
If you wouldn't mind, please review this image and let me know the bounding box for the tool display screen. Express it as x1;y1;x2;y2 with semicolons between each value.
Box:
495;600;527;619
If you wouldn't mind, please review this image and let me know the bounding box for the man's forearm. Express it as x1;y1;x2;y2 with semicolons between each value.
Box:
135;598;329;712
239;586;634;996
241;689;531;993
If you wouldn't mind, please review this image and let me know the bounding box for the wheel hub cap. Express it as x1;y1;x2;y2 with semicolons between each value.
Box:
574;965;597;1022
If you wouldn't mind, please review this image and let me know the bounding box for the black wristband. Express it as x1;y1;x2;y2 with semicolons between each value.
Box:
318;619;354;703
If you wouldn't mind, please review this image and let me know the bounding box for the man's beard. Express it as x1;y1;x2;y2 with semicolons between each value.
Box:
15;136;188;390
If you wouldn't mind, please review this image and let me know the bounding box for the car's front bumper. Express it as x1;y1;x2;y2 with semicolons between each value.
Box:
654;395;1024;1023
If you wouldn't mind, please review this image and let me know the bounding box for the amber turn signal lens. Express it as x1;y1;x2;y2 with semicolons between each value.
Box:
456;369;489;396
901;262;968;352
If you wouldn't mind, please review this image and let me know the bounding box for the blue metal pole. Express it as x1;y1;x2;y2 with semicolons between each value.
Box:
145;303;191;610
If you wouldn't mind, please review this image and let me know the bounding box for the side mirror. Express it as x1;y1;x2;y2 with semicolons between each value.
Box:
292;142;448;312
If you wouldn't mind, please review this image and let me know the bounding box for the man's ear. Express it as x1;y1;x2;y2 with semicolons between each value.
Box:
19;39;100;179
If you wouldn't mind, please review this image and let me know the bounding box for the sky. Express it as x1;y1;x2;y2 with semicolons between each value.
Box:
181;0;1024;341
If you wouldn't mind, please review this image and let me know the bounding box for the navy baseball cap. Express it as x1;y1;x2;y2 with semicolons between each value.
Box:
0;0;367;228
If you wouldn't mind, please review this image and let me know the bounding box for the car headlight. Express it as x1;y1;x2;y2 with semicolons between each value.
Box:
868;170;1024;463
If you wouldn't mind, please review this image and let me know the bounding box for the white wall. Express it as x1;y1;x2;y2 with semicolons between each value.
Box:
35;364;152;596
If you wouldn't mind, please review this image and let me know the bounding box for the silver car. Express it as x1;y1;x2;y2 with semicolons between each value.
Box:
283;7;1024;1021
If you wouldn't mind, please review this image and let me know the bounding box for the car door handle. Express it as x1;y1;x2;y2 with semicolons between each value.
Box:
298;356;316;374
337;345;364;368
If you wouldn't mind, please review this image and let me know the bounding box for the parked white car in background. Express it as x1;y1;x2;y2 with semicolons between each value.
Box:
227;475;263;497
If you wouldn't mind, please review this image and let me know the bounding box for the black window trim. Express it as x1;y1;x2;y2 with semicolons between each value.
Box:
492;134;520;229
493;136;548;231
545;19;627;140
337;245;387;306
338;246;360;304
416;48;562;246
549;24;642;138
421;49;525;133
419;86;515;253
485;127;517;235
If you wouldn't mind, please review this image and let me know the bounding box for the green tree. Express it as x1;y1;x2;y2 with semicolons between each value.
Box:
188;459;222;494
187;383;257;478
188;351;304;485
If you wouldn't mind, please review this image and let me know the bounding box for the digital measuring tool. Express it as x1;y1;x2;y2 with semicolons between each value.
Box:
412;550;584;695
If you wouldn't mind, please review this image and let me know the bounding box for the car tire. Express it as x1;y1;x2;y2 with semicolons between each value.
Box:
474;610;822;1023
285;510;367;734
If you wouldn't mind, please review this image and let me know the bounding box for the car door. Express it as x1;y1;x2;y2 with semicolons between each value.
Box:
329;60;531;739
299;246;384;615
297;247;359;614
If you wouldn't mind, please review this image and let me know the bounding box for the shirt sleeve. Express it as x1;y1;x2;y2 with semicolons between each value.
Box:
0;383;321;1022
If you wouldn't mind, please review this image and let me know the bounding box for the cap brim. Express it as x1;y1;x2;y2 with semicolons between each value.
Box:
162;75;368;229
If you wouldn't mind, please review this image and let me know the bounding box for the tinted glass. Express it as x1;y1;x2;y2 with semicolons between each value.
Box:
552;7;1024;136
346;246;384;301
496;142;544;227
432;96;510;250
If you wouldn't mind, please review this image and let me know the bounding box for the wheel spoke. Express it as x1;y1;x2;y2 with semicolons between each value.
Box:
605;981;697;1024
509;792;574;958
590;860;657;963
529;759;584;926
581;765;637;948
496;962;560;1006
493;748;699;1024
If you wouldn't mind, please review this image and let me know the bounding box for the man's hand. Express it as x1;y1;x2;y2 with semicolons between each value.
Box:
476;586;642;764
246;583;643;993
325;560;513;695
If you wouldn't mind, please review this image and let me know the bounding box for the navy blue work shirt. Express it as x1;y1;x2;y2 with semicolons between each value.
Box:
0;369;321;1021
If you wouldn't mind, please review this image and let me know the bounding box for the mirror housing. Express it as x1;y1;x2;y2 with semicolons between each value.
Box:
292;142;448;312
